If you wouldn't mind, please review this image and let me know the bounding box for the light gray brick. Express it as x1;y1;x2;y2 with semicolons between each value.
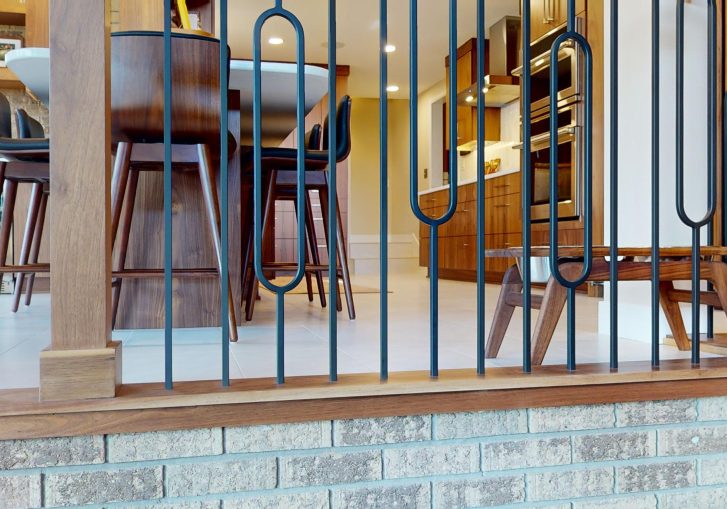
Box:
698;397;727;421
572;431;656;462
482;437;570;471
658;425;727;456
107;428;222;462
659;486;727;508
699;457;727;485
384;444;479;479
114;502;221;509
434;476;525;508
0;474;41;509
435;410;526;439
225;421;331;453
334;415;430;446
529;404;615;433
166;458;276;497
44;466;162;507
617;461;695;493
0;435;104;470
617;400;696;426
529;467;614;501
280;451;381;487
224;492;328;509
332;483;430;509
572;494;657;509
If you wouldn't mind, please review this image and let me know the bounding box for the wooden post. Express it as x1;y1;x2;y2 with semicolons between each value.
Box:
40;0;121;401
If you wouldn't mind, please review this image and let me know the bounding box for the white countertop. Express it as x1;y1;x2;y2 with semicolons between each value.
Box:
418;168;520;196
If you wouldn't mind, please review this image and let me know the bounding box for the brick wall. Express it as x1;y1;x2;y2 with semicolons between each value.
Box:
3;397;727;508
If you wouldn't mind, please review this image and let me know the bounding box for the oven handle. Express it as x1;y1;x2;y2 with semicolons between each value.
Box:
512;41;574;77
512;125;576;150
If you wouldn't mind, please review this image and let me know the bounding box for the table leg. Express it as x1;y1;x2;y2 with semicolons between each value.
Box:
659;280;690;351
485;264;523;359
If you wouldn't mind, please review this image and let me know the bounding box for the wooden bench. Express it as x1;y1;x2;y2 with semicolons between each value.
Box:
485;246;727;365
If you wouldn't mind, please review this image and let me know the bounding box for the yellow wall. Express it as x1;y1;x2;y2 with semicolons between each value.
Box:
348;97;418;238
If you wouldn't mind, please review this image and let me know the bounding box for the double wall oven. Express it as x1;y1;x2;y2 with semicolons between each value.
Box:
514;17;584;222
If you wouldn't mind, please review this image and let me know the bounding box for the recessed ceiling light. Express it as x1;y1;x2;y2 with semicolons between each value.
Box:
482;87;490;94
268;37;284;45
386;85;399;93
465;95;474;103
384;44;396;53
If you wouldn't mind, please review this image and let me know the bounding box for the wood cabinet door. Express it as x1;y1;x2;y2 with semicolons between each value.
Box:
528;0;549;42
485;193;523;235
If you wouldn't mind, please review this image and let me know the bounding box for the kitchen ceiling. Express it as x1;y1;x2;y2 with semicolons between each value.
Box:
223;0;520;98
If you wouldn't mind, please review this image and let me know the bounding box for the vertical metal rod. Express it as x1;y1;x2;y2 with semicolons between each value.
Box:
276;293;285;383
609;0;619;370
163;0;173;390
521;0;533;373
408;0;458;379
674;0;718;368
379;0;389;380
430;225;439;377
475;0;486;375
692;228;701;364
328;0;338;382
651;0;660;367
567;287;576;371
219;0;230;387
252;3;308;385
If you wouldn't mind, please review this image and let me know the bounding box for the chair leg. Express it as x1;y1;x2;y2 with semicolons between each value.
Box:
112;169;139;329
292;199;314;302
23;189;48;306
245;169;276;322
485;264;523;359
197;144;239;341
12;182;43;312
0;179;18;268
333;187;355;319
111;142;132;242
318;188;343;312
305;193;326;308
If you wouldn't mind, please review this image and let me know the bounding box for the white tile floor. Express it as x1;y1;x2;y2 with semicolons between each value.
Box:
0;269;717;388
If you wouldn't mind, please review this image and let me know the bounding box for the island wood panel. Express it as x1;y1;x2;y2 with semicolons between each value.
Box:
114;95;243;330
25;0;49;47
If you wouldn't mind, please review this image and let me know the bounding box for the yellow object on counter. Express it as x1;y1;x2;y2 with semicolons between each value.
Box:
176;0;192;30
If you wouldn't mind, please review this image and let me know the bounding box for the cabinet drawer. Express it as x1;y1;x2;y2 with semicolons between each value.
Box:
485;172;521;198
443;236;477;271
486;193;522;234
419;189;450;209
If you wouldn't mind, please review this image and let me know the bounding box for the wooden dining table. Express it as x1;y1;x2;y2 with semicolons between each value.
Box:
7;47;330;329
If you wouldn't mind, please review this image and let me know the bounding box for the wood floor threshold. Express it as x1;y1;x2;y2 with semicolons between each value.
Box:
2;358;727;439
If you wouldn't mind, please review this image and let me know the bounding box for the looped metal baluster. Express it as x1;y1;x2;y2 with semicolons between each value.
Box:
409;0;459;377
675;0;718;365
548;0;594;372
252;1;307;384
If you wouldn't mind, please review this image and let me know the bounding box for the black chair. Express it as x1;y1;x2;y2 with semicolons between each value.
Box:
0;94;50;312
241;96;355;321
12;109;49;310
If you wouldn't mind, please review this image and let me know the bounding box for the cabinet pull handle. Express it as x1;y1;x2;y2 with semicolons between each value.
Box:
545;0;556;23
495;204;510;208
494;183;510;188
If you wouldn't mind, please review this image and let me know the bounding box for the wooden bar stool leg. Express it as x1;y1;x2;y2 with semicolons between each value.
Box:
292;199;314;302
111;142;132;241
486;264;523;359
112;169;139;329
198;144;239;341
24;189;48;306
305;194;326;308
0;162;6;194
334;190;355;319
318;188;343;312
0;179;18;268
245;169;276;321
12;182;43;312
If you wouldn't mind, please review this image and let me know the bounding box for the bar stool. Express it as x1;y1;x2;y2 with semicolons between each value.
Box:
110;31;238;340
12;109;49;310
0;94;50;311
241;96;355;321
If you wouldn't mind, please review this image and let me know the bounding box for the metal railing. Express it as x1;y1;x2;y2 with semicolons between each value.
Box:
156;0;721;388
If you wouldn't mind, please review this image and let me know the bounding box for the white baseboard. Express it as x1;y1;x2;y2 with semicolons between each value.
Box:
348;234;420;276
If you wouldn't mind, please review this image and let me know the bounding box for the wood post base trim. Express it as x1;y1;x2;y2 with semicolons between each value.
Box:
39;341;122;402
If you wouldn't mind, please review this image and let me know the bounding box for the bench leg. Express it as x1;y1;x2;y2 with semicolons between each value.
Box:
532;262;583;366
659;281;690;351
709;262;727;331
485;264;522;359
